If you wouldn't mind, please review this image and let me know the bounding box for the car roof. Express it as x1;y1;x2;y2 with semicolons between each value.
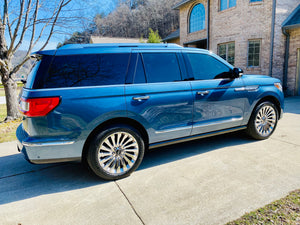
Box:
32;43;210;56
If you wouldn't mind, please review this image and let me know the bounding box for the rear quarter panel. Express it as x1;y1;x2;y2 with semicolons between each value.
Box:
21;85;127;144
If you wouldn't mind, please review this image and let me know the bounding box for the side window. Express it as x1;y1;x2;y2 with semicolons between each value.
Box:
142;53;182;83
185;53;232;80
43;53;130;88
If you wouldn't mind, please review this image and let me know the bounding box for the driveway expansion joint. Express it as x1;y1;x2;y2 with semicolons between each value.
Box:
115;181;145;225
0;164;63;180
270;137;300;147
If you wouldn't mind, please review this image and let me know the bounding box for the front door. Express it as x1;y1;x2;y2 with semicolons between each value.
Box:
183;52;246;135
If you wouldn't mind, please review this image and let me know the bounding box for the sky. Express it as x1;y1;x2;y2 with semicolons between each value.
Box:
3;0;118;51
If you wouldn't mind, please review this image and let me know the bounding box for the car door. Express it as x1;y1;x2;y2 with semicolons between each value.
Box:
125;51;193;144
183;52;247;135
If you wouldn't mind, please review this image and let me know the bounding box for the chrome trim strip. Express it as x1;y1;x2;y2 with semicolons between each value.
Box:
192;117;243;129
149;126;247;149
155;126;193;134
30;157;81;164
22;141;75;147
235;85;259;92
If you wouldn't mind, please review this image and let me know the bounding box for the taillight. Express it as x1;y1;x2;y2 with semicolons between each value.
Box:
19;97;60;117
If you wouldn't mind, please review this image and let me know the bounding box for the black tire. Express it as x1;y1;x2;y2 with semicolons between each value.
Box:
86;125;145;180
246;101;278;140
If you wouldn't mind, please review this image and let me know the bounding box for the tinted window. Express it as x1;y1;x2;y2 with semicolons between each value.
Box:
28;55;54;89
42;53;129;88
142;53;182;83
186;53;232;80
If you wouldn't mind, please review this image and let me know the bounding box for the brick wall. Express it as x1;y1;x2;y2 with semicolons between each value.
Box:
179;0;208;45
210;0;272;75
287;28;300;95
273;1;299;95
177;0;299;95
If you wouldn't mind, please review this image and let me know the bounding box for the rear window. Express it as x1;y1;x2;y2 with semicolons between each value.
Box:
31;53;130;89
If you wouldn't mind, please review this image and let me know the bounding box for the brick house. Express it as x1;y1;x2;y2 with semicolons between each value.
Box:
164;0;300;95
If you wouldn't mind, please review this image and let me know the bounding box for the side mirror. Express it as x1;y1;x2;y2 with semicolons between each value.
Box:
232;68;243;78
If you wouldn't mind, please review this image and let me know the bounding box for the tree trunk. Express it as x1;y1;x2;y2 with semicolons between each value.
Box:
1;73;20;121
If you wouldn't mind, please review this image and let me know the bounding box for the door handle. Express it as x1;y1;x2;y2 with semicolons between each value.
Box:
197;90;210;96
132;96;150;101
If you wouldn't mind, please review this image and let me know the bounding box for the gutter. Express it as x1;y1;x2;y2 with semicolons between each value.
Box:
269;0;276;77
282;27;290;95
207;0;210;50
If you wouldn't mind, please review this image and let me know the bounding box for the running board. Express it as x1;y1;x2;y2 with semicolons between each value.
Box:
149;126;247;149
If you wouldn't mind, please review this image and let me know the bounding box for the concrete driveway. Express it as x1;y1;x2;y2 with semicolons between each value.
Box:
0;97;300;225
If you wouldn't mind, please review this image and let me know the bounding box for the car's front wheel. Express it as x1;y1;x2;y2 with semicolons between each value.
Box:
87;125;145;180
246;101;278;140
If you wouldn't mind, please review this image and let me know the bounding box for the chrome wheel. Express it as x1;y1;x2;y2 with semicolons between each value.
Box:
254;105;277;137
98;131;139;175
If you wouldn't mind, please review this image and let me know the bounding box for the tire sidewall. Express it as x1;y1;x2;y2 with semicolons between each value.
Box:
248;101;278;140
87;125;145;180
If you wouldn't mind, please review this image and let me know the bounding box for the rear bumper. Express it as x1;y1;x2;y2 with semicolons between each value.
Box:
16;124;83;164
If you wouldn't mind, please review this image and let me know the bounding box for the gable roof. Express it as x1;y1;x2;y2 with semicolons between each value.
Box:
282;4;300;30
172;0;194;10
162;29;180;41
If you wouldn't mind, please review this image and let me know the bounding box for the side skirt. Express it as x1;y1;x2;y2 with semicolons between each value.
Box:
149;126;247;149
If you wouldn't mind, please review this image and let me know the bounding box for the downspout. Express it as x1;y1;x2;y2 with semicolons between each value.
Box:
282;27;290;96
207;0;210;50
269;0;276;77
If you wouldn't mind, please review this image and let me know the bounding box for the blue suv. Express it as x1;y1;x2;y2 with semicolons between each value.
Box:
17;43;284;180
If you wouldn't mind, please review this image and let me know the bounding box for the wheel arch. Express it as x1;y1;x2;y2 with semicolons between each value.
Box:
81;117;149;161
254;95;282;118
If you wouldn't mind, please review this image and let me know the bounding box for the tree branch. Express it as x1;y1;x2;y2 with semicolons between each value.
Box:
13;0;33;54
10;55;31;76
6;16;13;41
8;0;25;55
3;0;8;27
26;0;39;55
39;0;69;51
32;2;60;48
0;59;9;74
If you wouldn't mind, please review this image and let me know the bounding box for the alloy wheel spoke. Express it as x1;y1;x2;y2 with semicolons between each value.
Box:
98;131;139;175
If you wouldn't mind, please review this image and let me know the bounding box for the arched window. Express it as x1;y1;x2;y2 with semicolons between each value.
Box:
189;3;205;33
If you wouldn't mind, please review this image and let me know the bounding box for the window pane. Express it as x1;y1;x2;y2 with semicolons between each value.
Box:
186;53;231;80
248;40;260;67
220;0;227;10
189;3;205;33
229;0;236;8
227;42;235;65
142;53;182;83
218;42;235;66
218;44;227;61
43;53;129;88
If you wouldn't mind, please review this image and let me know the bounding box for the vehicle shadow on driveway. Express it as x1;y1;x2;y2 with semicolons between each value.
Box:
0;131;255;205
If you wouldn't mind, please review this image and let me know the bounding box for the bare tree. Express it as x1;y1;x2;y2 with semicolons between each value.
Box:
94;0;179;39
0;0;73;121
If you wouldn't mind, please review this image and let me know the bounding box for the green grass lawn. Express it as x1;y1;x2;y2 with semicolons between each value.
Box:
226;189;300;225
0;104;21;143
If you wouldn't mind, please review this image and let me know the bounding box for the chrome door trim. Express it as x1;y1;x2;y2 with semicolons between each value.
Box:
23;141;75;147
155;125;193;134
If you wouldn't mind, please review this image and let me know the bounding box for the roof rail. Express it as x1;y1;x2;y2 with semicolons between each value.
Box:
58;43;183;49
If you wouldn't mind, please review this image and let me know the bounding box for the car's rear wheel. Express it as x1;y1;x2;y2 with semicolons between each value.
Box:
87;125;145;180
246;101;278;140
